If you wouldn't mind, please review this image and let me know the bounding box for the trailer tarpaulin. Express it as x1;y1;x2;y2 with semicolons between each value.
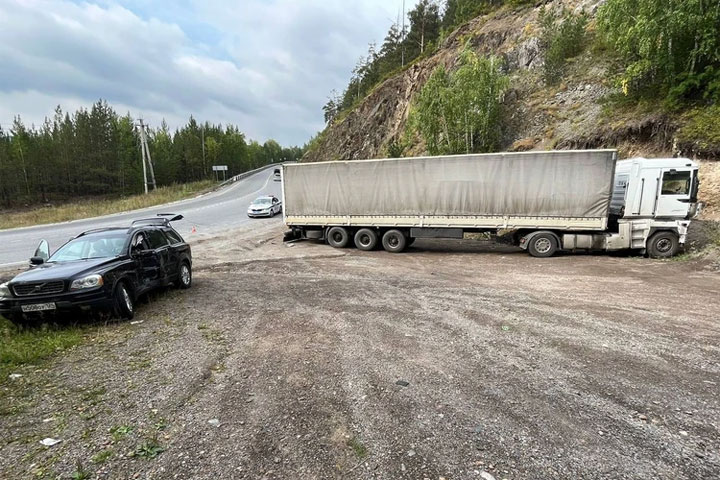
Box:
284;150;617;218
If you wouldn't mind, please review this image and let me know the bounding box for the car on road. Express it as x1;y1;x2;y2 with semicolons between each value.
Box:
0;215;192;323
273;168;281;182
247;195;282;218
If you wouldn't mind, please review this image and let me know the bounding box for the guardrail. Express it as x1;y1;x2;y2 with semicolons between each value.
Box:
217;162;283;188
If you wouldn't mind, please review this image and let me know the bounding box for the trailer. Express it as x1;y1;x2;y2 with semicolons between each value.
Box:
281;150;700;258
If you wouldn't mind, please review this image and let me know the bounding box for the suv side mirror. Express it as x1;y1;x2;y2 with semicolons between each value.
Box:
34;239;50;261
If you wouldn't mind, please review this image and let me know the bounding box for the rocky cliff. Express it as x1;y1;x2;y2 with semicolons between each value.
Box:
304;0;720;217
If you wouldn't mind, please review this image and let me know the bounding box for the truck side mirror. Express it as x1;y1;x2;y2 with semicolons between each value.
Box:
34;240;50;261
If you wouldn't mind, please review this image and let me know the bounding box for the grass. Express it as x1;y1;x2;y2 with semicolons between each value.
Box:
0;180;216;230
91;449;114;464
347;437;368;459
677;105;720;156
109;425;134;442
0;316;86;382
131;437;165;459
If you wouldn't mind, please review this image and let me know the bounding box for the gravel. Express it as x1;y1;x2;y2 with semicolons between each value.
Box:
1;223;719;479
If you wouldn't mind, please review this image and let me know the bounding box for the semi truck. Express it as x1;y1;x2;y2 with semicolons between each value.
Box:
281;150;700;258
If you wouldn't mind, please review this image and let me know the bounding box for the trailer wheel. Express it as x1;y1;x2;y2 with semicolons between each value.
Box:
647;231;679;258
354;228;378;251
382;229;407;253
327;227;350;248
528;233;558;258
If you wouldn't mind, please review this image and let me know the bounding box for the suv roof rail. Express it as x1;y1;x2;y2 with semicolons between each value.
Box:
75;227;128;238
131;214;184;227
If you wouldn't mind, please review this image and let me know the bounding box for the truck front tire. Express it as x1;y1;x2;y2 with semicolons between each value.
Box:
354;228;378;251
647;231;680;258
327;227;350;248
528;233;558;258
382;230;407;253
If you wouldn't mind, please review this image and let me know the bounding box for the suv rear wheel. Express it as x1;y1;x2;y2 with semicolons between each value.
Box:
178;262;192;289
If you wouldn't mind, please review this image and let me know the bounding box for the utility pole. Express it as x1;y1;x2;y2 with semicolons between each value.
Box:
201;124;206;175
138;119;157;193
401;0;406;67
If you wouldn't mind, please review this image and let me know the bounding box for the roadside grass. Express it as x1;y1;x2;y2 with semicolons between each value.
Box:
0;180;216;230
0;316;86;382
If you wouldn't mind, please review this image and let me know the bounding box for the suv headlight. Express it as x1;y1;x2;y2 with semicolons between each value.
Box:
70;274;104;290
0;282;11;299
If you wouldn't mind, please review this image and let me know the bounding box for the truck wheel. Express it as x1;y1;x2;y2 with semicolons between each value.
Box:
354;228;378;251
647;232;679;258
113;282;135;320
327;227;350;248
528;233;558;258
382;229;407;253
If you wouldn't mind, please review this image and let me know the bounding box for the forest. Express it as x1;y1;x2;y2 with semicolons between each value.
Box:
322;0;534;124
0;101;304;208
322;0;719;157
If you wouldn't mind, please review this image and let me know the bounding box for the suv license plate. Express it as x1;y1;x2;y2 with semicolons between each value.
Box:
21;303;56;312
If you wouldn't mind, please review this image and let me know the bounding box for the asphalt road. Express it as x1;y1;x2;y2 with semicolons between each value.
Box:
0;168;283;267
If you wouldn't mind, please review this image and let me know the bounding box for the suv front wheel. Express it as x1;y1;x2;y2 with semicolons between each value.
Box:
113;282;134;320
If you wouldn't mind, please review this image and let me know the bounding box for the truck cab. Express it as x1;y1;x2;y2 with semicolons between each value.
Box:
604;158;700;257
611;158;700;220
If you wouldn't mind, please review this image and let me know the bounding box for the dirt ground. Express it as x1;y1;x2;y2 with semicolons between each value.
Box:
1;221;720;480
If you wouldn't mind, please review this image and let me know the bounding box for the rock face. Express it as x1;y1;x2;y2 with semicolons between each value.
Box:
303;0;697;164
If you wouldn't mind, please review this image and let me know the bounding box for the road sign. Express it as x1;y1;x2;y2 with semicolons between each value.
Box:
212;165;228;171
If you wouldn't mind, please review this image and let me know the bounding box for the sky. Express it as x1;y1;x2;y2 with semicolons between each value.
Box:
0;0;419;146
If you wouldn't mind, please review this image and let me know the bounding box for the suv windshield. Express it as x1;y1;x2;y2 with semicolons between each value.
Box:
50;233;127;262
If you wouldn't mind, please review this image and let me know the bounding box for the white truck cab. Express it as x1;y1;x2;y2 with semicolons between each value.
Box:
601;157;700;256
612;158;700;219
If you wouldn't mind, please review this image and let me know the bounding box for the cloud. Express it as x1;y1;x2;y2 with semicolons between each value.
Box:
0;0;415;144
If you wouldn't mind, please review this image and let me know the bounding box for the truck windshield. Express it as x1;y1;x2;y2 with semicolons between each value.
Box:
50;234;127;262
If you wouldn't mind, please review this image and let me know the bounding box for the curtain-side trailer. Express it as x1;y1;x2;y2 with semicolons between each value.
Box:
281;150;700;258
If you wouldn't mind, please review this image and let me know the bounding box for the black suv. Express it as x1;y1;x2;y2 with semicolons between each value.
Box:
0;215;192;323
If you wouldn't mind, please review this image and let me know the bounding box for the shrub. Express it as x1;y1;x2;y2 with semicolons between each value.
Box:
597;0;720;102
539;7;589;85
411;49;509;155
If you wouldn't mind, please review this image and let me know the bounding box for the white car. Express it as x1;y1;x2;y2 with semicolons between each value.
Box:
247;195;282;218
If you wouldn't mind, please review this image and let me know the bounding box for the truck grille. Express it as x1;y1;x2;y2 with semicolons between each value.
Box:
12;281;65;297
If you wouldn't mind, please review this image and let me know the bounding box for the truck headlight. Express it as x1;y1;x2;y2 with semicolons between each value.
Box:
70;274;104;290
0;282;11;299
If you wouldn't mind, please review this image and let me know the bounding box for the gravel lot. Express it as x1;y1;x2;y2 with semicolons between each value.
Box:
1;222;719;480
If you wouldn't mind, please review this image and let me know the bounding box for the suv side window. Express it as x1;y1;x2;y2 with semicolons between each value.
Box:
131;232;150;253
147;229;169;249
164;228;184;245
